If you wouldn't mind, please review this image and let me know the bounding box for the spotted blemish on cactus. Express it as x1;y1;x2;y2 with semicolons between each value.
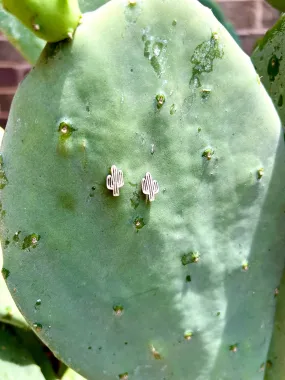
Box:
267;55;280;81
242;261;249;271
142;32;167;77
22;233;40;250
202;148;214;160
190;32;224;88
170;104;176;115
156;94;165;109
118;373;129;380
134;216;145;230
181;251;200;266
4;238;10;248
229;343;238;352
130;188;140;209
172;19;177;26
274;287;279;297
33;322;43;332
113;305;124;316
0;202;5;218
0;154;8;189
257;168;264;179
184;331;193;340
13;231;21;242
150;345;162;359
89;186;96;198
1;268;10;279
186;274;191;282
278;94;283;107
128;0;136;6
58;192;76;211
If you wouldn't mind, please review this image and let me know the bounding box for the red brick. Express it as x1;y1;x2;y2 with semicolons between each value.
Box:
0;67;20;87
0;40;26;63
219;1;257;30
239;34;264;54
0;94;14;113
262;2;280;29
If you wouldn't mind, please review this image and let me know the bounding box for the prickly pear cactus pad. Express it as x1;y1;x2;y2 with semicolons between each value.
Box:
252;14;285;129
1;0;285;378
2;0;81;42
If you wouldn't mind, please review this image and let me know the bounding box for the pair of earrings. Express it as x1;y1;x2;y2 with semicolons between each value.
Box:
106;165;159;202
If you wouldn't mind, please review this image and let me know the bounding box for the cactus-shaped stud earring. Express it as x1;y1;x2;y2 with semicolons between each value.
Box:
106;165;124;196
141;172;159;202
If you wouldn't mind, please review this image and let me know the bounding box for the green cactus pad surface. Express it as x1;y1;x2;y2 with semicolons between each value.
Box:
252;14;285;130
1;0;285;379
2;0;81;42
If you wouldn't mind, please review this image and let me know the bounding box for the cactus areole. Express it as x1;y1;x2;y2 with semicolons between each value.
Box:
1;0;285;379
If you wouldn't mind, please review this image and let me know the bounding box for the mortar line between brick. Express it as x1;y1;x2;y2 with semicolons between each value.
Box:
237;27;271;35
255;0;264;29
0;87;17;95
0;62;31;69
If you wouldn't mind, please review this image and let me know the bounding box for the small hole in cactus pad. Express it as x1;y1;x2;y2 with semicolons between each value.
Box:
267;55;280;82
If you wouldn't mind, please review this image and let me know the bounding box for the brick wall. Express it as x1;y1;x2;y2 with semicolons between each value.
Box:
0;0;280;128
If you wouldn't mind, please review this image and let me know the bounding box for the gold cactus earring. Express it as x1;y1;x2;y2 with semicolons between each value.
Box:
106;165;124;196
141;172;159;202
